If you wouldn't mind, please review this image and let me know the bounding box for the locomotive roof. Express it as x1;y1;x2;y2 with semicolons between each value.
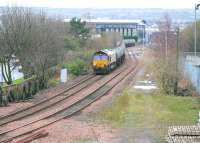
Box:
94;49;115;56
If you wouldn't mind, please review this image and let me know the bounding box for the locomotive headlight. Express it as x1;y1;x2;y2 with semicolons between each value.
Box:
93;61;96;66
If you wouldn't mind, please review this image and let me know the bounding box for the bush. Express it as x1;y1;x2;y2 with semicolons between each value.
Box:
32;80;39;95
8;90;15;102
48;79;59;87
64;37;81;50
13;86;21;101
0;77;47;106
27;82;32;99
62;58;88;76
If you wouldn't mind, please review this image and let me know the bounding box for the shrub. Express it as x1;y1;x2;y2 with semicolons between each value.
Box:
0;78;43;106
48;79;59;87
15;86;23;101
64;37;80;50
2;95;8;106
8;90;15;102
63;58;88;76
62;48;93;76
32;80;39;95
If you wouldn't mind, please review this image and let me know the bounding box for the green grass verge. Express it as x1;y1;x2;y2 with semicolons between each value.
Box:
2;76;34;88
98;90;200;129
12;77;26;85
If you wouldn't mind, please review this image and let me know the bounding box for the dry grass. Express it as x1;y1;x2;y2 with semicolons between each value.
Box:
99;89;199;127
97;89;199;141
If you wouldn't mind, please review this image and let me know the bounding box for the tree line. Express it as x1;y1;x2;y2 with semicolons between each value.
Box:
0;7;63;85
150;14;197;96
0;7;91;85
0;7;91;106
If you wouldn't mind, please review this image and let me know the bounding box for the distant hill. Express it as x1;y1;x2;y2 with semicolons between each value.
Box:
0;7;195;23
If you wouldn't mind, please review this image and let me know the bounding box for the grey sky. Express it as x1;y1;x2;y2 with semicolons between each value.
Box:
0;0;199;9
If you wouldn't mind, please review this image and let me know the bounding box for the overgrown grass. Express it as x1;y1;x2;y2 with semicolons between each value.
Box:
99;90;200;128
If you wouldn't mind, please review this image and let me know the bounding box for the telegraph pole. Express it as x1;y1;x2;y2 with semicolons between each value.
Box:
175;27;180;95
165;31;168;57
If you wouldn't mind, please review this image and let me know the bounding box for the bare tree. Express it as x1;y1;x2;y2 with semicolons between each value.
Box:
0;7;64;86
0;7;33;84
27;15;64;87
101;32;122;48
152;14;177;58
151;14;181;95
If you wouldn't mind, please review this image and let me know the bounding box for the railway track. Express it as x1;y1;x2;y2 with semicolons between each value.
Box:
0;74;96;125
0;58;138;143
0;75;103;134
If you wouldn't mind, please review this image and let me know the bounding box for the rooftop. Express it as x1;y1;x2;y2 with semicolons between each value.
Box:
64;19;145;25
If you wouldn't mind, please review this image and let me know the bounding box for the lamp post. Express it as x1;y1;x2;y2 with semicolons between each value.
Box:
195;4;200;57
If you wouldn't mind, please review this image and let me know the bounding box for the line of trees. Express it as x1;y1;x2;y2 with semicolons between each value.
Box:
150;14;198;96
0;7;65;86
0;7;63;106
150;14;182;95
181;20;200;53
0;6;124;106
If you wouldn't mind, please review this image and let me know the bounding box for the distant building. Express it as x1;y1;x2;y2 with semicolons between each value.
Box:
64;18;146;39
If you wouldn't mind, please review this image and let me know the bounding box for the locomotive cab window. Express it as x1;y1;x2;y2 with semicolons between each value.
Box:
93;54;108;60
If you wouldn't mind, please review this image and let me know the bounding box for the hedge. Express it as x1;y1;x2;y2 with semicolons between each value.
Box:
0;77;49;107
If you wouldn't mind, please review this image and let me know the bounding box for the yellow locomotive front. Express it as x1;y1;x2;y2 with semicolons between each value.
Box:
92;51;109;74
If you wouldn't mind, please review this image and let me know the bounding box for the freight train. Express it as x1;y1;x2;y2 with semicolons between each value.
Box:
92;42;125;74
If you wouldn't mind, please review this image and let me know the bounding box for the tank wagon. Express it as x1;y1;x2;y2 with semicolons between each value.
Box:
124;39;135;48
92;41;125;74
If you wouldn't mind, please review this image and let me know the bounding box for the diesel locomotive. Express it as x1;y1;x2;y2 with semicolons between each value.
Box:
92;41;125;74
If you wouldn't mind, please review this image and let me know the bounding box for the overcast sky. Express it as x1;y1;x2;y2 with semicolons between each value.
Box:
0;0;200;9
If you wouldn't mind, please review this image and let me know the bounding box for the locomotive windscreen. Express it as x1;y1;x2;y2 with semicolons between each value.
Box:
93;54;108;60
